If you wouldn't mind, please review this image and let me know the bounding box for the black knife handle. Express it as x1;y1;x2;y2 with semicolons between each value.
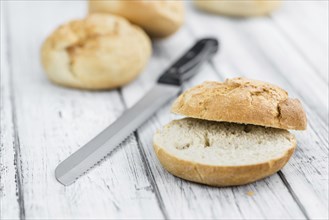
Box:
157;38;219;86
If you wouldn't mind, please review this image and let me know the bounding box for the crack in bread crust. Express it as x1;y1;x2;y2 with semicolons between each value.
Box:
171;77;307;130
40;14;151;90
89;0;184;38
153;118;297;186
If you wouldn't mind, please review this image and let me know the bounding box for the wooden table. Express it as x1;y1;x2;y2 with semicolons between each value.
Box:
1;1;328;219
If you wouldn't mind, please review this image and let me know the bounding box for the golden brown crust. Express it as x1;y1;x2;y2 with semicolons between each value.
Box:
89;0;184;38
172;78;307;130
41;13;151;90
154;136;296;186
194;0;281;17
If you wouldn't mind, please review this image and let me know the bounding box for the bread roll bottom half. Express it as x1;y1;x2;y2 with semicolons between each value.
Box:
153;118;295;186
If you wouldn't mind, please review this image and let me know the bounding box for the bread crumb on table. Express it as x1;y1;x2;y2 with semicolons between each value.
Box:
246;191;255;196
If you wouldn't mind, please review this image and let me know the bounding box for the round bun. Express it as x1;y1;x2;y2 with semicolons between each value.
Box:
172;77;307;130
194;0;281;17
41;14;151;90
89;0;184;38
154;118;296;186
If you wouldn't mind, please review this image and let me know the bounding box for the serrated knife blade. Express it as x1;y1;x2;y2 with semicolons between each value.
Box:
55;38;219;185
55;84;180;185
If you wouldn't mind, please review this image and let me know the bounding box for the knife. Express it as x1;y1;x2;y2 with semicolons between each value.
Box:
55;38;219;186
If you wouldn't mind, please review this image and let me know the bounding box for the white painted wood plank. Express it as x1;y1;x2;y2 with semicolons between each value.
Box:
0;2;20;219
215;66;329;219
5;1;163;219
316;0;329;9
3;0;327;219
185;2;329;142
188;5;328;121
217;66;329;219
185;3;328;219
121;26;306;219
269;1;328;82
239;22;328;112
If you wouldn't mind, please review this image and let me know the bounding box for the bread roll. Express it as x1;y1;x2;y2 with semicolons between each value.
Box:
194;0;281;17
154;118;296;186
89;0;184;38
41;14;151;90
172;77;307;130
154;78;306;186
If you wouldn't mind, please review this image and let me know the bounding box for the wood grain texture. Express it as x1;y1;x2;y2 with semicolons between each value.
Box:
120;27;306;219
1;1;328;219
4;1;163;219
185;2;328;218
269;1;328;83
188;4;328;121
0;2;20;219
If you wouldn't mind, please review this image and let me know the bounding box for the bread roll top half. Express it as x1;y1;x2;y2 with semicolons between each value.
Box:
172;77;307;130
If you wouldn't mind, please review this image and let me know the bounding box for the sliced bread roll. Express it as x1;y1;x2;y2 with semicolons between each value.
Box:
154;118;296;186
154;78;306;186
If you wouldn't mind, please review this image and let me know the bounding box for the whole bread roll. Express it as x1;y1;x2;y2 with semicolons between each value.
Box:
89;0;184;38
172;77;307;130
194;0;281;17
41;14;151;90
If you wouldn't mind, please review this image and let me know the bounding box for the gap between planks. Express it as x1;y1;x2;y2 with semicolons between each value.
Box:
120;26;308;219
235;24;328;122
277;171;310;219
3;4;25;219
211;57;311;219
0;1;20;218
209;56;320;220
117;88;169;219
185;24;310;218
5;1;165;218
2;1;327;219
184;7;328;217
268;15;327;84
